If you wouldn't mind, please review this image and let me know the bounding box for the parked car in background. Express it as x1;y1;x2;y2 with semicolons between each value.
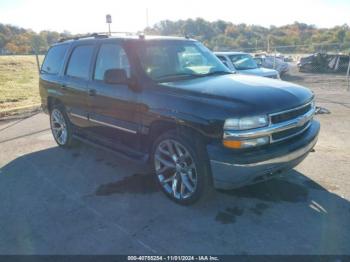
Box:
40;34;319;205
254;55;289;75
215;52;280;79
298;53;350;73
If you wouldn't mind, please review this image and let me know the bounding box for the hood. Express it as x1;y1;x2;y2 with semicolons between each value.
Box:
160;74;313;116
238;67;278;77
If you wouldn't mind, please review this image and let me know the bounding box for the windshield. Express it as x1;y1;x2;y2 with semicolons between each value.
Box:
229;54;258;70
137;41;230;82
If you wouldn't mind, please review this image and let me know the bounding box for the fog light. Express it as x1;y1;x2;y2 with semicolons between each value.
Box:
223;136;270;149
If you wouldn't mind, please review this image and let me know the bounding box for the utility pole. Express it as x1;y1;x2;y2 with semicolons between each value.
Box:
347;53;350;91
146;8;149;28
106;14;112;36
33;47;40;74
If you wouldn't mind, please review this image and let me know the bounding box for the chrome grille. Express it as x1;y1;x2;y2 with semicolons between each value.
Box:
271;103;312;124
269;101;314;142
271;121;311;142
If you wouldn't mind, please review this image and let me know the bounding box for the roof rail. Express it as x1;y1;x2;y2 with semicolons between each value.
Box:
58;33;109;43
109;31;137;36
57;31;142;43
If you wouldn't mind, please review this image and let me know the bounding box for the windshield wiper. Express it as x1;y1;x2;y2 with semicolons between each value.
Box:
156;71;232;82
156;73;198;82
196;71;233;77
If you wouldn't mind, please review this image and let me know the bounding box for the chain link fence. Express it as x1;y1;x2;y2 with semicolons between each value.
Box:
236;43;350;92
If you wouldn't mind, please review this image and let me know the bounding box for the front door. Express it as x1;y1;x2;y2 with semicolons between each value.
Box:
87;42;139;149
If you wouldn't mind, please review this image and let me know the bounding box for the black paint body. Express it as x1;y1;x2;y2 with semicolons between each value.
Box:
39;36;319;188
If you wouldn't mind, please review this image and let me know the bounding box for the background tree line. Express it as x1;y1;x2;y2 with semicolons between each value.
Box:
146;19;350;53
0;24;72;54
1;19;349;54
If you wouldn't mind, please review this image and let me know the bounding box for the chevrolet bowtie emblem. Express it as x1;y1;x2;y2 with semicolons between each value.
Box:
297;115;308;126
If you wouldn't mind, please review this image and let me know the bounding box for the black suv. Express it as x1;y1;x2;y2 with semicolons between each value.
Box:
39;34;320;205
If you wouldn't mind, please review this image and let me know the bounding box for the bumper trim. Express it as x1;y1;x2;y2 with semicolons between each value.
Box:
209;120;320;189
212;135;317;168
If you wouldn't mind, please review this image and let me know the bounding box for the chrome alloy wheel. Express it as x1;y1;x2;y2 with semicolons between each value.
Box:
50;109;68;145
154;139;198;199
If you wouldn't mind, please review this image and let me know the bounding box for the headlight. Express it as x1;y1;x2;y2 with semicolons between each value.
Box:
223;115;270;149
224;115;269;130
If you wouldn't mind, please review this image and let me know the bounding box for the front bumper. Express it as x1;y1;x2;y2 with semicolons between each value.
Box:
207;120;320;189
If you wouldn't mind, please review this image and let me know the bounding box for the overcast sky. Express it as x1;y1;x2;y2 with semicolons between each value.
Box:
1;0;349;33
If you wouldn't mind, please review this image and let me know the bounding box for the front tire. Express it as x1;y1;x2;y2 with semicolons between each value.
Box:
152;130;213;205
50;105;74;148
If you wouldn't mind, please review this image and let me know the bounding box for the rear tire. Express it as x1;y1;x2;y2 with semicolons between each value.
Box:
49;104;75;148
151;129;213;205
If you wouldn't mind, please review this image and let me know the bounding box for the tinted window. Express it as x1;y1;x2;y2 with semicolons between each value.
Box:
41;45;68;75
137;41;229;81
94;44;130;81
66;45;94;79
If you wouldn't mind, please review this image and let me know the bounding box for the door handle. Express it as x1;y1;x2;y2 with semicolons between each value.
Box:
88;89;97;96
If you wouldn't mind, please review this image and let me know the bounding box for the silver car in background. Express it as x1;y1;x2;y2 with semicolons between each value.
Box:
254;55;289;76
215;52;280;79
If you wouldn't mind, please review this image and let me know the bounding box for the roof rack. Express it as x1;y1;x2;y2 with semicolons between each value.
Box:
58;33;108;42
58;31;141;43
110;31;137;36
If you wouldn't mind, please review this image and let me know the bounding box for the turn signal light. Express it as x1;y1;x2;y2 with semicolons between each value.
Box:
223;136;270;149
223;140;242;149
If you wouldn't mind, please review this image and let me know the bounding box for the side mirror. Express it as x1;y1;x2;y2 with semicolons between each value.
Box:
104;69;129;85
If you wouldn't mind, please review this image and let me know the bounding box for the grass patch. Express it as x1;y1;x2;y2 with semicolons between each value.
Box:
0;55;43;112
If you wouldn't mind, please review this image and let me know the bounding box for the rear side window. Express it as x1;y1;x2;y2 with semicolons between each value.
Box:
66;45;94;79
94;44;130;81
41;45;68;75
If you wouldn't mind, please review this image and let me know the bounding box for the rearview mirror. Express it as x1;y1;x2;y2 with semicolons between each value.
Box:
104;69;129;85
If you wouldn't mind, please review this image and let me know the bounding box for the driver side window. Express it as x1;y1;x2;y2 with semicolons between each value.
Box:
94;44;130;81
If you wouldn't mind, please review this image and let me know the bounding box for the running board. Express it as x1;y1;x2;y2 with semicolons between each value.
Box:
73;134;150;165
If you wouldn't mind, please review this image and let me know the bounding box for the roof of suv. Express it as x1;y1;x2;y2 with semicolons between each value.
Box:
54;33;194;46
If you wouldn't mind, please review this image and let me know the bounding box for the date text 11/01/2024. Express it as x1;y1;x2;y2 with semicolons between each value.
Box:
127;255;219;261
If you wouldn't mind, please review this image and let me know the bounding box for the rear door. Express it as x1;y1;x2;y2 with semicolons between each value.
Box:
87;41;139;149
61;44;95;127
40;44;69;110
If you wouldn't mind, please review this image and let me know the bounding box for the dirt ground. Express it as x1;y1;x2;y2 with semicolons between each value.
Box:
282;63;350;196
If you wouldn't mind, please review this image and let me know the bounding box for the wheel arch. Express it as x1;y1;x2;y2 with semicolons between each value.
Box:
145;118;212;156
47;96;64;113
